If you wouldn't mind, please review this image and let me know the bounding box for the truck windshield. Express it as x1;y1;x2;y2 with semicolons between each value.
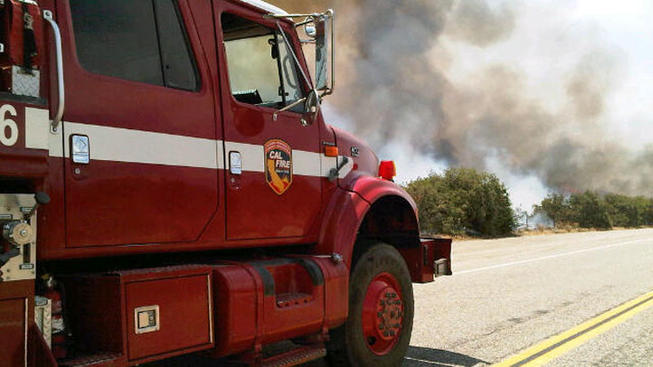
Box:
222;13;304;110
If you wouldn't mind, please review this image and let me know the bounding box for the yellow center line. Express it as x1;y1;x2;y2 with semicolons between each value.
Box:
492;290;653;367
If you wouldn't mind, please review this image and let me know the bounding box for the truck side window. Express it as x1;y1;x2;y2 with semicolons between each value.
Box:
154;0;199;90
221;13;304;109
70;0;198;91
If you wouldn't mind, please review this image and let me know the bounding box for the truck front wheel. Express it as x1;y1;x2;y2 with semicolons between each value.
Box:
327;243;414;366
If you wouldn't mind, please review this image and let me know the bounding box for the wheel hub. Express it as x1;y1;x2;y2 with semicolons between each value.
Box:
362;272;404;355
375;288;403;340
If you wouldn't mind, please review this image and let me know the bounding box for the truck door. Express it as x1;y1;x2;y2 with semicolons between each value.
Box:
215;5;323;241
56;0;219;247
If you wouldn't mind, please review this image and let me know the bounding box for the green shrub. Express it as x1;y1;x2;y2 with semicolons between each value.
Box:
534;191;653;229
404;168;515;236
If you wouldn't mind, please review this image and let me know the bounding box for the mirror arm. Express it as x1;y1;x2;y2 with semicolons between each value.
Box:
294;18;313;27
273;97;307;121
311;97;321;122
265;13;324;21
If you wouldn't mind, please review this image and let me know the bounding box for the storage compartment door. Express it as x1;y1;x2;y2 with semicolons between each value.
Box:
126;275;213;361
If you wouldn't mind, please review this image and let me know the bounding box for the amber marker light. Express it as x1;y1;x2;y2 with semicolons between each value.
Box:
379;160;396;181
324;145;339;157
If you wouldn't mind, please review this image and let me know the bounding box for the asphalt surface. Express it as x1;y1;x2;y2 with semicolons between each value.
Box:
309;228;653;366
405;228;653;367
151;228;653;366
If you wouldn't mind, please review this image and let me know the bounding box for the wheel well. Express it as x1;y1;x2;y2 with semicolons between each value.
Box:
354;195;420;262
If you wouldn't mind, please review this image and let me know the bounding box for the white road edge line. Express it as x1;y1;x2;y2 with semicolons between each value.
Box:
403;356;459;366
455;239;651;275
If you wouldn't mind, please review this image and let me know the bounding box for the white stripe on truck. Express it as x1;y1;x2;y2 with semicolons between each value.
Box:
23;107;351;178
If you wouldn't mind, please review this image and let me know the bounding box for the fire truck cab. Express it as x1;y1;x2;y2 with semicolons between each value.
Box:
0;0;452;366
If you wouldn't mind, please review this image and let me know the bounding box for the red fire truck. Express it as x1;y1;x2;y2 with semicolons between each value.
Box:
0;0;452;366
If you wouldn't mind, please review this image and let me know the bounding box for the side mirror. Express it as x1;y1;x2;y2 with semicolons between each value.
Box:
300;11;333;93
313;14;330;92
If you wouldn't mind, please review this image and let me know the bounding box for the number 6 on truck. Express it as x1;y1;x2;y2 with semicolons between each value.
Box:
0;104;18;147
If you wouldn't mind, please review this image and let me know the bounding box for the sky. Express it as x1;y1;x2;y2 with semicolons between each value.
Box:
321;0;653;211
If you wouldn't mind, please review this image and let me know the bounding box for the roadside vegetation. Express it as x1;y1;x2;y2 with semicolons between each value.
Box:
534;192;653;230
405;168;653;238
404;168;515;237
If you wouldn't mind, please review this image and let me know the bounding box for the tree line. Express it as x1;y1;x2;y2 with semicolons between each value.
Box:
534;192;653;229
405;167;653;237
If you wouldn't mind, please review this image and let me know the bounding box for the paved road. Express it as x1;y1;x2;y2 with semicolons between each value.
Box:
306;228;653;366
405;228;653;366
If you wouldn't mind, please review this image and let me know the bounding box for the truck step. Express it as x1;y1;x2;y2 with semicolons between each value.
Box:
58;352;123;367
261;344;326;367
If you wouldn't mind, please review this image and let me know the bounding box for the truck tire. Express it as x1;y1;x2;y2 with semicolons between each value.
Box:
326;243;414;367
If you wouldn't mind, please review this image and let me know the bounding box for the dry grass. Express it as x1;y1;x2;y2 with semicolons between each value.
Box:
516;226;649;237
424;226;652;241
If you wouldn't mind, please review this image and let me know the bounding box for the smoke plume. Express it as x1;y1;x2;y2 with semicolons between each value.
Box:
273;0;653;197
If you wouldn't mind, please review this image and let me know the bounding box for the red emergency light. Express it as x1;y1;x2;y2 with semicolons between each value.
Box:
379;161;396;181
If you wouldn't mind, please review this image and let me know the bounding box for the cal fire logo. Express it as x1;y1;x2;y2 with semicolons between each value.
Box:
264;139;293;195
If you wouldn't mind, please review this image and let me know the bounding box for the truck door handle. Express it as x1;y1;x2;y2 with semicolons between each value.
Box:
229;151;242;175
71;135;90;164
